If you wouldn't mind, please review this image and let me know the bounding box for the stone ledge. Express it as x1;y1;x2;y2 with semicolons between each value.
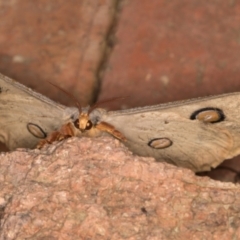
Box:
0;137;239;239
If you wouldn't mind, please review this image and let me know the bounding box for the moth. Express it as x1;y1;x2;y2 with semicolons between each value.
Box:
1;73;240;172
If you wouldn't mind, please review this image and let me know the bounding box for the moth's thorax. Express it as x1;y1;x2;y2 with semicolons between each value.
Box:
88;108;107;124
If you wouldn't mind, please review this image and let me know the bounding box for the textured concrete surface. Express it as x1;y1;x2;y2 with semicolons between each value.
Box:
1;137;240;240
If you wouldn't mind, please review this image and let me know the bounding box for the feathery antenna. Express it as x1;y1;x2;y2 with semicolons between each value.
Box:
47;81;82;112
48;81;126;113
88;97;126;113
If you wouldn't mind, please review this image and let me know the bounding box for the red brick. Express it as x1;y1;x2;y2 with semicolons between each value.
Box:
99;0;240;109
0;0;116;106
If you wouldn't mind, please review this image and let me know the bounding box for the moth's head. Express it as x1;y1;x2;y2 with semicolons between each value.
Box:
74;107;93;132
73;97;125;132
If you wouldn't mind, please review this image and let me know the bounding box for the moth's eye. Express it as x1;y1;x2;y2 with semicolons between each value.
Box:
85;120;93;130
74;119;79;129
27;123;47;139
190;107;225;123
148;138;172;149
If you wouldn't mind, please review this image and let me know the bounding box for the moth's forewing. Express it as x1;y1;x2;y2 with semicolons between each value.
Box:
0;73;79;150
97;93;240;172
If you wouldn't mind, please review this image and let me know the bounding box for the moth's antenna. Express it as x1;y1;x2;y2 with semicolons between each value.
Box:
88;96;126;113
48;81;126;113
47;81;82;112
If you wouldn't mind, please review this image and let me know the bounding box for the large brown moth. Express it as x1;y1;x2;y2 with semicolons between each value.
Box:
1;73;240;172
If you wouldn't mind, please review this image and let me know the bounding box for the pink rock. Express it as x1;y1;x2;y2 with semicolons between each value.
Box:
0;137;240;239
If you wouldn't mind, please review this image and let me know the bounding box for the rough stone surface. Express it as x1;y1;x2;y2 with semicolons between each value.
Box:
1;137;240;239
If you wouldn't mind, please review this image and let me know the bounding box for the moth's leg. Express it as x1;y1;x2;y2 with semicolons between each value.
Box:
57;122;76;136
37;122;75;149
95;121;126;141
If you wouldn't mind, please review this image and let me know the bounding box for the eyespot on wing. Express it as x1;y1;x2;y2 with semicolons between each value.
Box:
27;123;47;139
148;138;172;149
190;107;225;123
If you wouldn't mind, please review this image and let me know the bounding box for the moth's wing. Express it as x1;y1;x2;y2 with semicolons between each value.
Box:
0;73;79;150
99;93;240;172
